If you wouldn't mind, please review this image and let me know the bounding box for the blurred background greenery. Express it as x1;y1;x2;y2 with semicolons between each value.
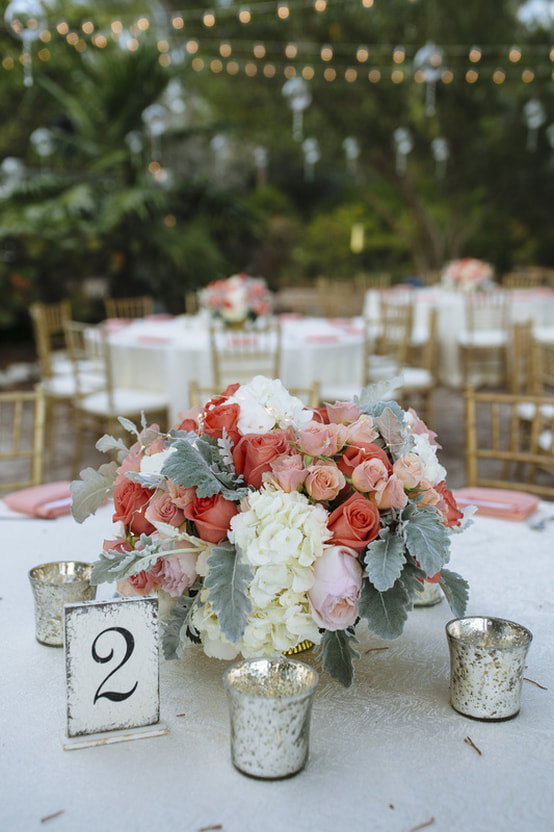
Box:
0;0;552;336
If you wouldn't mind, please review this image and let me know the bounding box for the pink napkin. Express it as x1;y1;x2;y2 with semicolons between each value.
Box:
136;335;171;344
3;481;73;519
304;334;339;344
145;313;175;321
453;487;540;521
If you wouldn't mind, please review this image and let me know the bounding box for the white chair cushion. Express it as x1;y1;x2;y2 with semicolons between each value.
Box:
399;367;433;391
517;402;554;422
79;389;168;418
457;330;507;348
538;429;553;453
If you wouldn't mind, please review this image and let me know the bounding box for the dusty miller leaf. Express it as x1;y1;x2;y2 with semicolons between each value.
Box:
373;406;406;456
161;437;248;500
317;628;359;688
397;560;427;605
204;542;253;643
439;568;470;618
90;538;163;585
70;461;118;523
162;593;200;660
403;503;451;577
358;579;410;639
95;433;129;463
364;527;407;592
124;471;165;489
118;416;140;437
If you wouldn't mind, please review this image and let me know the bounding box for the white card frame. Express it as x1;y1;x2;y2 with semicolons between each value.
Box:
64;596;165;745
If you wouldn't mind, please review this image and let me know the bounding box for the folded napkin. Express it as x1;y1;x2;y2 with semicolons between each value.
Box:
453;487;540;521
3;481;73;519
304;334;339;344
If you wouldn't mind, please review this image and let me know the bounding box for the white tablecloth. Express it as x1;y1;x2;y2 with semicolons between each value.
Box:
107;315;365;424
1;498;553;832
365;286;554;387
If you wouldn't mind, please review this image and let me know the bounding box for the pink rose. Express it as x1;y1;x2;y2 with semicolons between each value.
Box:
175;406;202;432
296;421;348;458
167;481;195;510
233;431;290;488
337;443;392;480
183;492;238;543
116;570;156;597
327;492;381;552
145;491;185;529
114;450;141;486
392;452;425;489
304;459;346;501
263;453;307;492
149;550;198;597
344;414;379;446
308;545;363;630
324;401;361;424
373;474;408;510
414;479;442;508
351;458;390;493
407;408;441;448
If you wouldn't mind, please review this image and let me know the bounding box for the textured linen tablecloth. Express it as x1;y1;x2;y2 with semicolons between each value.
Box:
106;315;365;425
1;499;553;832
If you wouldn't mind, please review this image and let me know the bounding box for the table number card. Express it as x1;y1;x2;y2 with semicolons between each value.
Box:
63;596;168;750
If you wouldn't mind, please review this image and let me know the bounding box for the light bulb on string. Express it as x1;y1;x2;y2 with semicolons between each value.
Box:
431;136;449;179
282;76;312;141
302;137;320;182
523;98;546;151
413;42;446;116
4;0;47;87
393;127;413;176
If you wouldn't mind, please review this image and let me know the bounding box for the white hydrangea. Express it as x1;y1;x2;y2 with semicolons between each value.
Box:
194;487;329;656
139;446;177;475
228;375;314;434
410;433;447;487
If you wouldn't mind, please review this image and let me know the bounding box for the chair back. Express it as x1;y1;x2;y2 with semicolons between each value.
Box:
29;300;71;378
209;318;281;388
465;387;554;499
535;341;554;393
316;277;365;318
104;296;154;320
502;272;543;289
375;293;414;371
0;385;45;492
508;321;536;395
63;320;111;404
464;291;509;333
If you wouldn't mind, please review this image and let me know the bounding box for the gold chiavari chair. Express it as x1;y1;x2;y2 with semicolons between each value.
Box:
0;385;45;493
502;272;544;289
185;292;199;316
64;320;170;475
104;296;154;319
464;387;554;500
457;291;510;388
396;307;438;427
316;277;365;318
209;318;282;389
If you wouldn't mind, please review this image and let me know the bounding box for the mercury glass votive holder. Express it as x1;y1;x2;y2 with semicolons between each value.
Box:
223;656;319;779
446;616;532;721
28;561;96;647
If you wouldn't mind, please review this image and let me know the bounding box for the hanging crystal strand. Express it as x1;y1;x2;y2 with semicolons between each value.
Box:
393;127;413;176
523;99;546;152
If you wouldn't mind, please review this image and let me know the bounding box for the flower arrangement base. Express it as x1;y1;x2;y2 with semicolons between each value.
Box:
283;640;314;656
414;581;443;607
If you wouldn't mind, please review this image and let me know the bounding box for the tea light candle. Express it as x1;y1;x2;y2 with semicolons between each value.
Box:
446;616;533;720
28;561;97;647
223;656;319;779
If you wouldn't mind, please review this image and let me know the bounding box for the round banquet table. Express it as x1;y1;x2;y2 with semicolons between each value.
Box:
364;286;554;387
105;314;365;425
1;496;553;832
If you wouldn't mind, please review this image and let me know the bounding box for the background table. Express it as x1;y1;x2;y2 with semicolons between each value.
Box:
1;497;553;832
365;286;554;387
107;315;365;424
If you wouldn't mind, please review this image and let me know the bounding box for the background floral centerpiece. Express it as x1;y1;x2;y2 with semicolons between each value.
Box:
198;273;273;325
441;258;495;292
71;376;470;686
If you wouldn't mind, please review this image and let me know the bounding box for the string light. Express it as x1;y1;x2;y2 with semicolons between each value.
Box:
368;68;381;82
238;7;251;24
253;43;265;58
93;34;107;48
345;67;357;82
39;29;51;42
466;69;479;83
186;40;199;53
522;68;534;82
38;47;50;61
277;3;290;20
192;57;204;71
172;16;184;30
245;62;257;75
356;46;369;62
362;0;374;7
285;43;298;59
493;68;506;84
56;22;69;35
321;45;333;61
509;46;522;62
136;17;149;31
391;69;404;83
220;42;232;57
441;69;454;83
469;46;482;63
227;60;239;74
324;67;336;81
315;0;327;11
111;20;123;34
210;58;223;72
81;21;94;35
393;46;405;64
302;65;315;79
263;63;276;77
157;40;169;53
284;64;296;78
203;11;216;28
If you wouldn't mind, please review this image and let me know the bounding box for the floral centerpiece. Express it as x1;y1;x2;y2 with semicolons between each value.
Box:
441;258;495;292
71;376;470;687
198;273;273;325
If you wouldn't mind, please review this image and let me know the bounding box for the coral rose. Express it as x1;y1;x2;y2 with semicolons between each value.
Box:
434;481;464;527
112;479;155;536
202;400;241;444
308;545;363;630
183;492;238;543
117;570;156;597
337;443;392;479
175;406;202;432
233;431;290;488
305;460;346;501
327;492;381;552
